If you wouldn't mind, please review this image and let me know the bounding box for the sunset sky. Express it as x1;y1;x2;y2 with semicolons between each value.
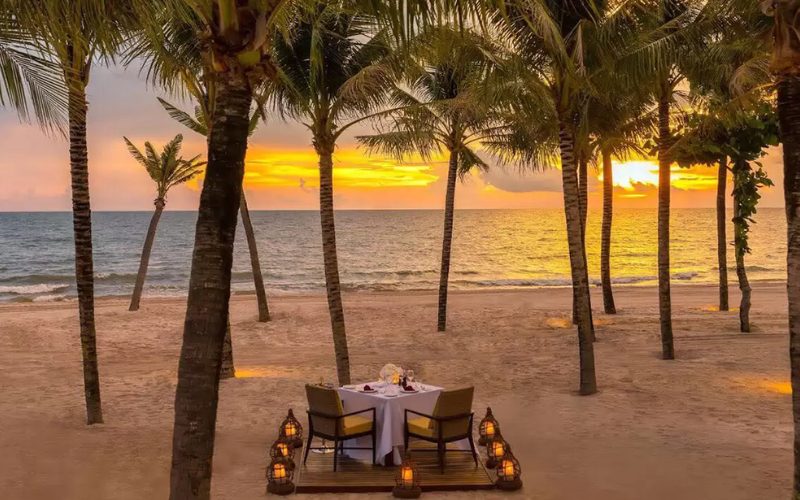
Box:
0;64;786;212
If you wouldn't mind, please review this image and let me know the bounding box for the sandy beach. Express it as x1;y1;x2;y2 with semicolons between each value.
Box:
0;282;792;499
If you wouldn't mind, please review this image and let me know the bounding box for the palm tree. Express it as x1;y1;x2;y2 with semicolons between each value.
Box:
643;0;713;360
125;134;205;311
717;156;729;311
0;15;66;131
129;1;288;496
267;3;398;385
11;0;138;425
586;81;656;315
493;1;611;395
157;95;271;322
763;2;800;491
359;26;504;332
131;11;272;322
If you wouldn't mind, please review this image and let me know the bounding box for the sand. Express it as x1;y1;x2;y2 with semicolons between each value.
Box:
0;282;792;499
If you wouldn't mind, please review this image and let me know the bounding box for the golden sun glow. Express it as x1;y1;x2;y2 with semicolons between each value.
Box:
602;160;719;197
610;161;660;190
242;147;442;190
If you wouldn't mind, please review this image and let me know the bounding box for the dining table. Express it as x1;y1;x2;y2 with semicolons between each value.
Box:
337;381;468;466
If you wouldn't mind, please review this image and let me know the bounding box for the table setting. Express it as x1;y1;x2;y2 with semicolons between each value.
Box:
336;363;466;466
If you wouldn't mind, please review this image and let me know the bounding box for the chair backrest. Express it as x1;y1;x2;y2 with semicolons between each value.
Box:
305;384;344;436
431;387;474;440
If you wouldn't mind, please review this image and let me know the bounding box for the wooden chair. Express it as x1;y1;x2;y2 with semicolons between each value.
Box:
403;387;478;473
303;384;376;472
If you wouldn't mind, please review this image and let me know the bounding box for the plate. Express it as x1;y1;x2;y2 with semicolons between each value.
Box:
360;388;377;393
402;388;418;393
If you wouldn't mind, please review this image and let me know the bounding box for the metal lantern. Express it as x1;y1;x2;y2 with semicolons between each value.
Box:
485;432;508;469
266;458;295;495
392;454;422;498
269;437;296;470
478;407;500;446
495;451;523;491
279;409;304;448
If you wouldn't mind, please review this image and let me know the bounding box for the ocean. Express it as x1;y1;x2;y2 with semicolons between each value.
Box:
0;208;788;303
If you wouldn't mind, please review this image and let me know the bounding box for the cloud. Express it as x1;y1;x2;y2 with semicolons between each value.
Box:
480;164;563;193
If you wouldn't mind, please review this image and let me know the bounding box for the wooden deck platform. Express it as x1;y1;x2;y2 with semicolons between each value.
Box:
293;442;495;494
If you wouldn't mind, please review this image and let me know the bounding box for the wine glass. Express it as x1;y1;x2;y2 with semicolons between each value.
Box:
406;369;415;383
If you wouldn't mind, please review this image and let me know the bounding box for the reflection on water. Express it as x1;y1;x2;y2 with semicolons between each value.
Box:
0;208;788;302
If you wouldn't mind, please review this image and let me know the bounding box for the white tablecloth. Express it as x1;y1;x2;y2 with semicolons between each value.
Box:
338;382;466;465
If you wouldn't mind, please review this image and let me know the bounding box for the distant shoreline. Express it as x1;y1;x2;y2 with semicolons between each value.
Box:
0;279;787;310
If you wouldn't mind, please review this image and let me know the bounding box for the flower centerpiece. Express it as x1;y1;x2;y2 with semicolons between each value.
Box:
380;363;404;384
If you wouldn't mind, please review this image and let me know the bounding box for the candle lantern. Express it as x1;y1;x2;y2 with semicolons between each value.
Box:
392;454;421;498
266;458;295;495
269;437;296;470
279;409;304;448
485;432;507;469
495;451;522;491
478;407;499;446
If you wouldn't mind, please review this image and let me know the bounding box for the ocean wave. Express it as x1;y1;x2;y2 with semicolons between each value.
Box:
0;283;70;295
455;278;574;288
95;272;137;284
0;273;73;285
745;265;776;272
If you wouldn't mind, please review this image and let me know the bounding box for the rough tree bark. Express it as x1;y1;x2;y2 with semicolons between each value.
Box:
778;73;800;500
558;122;597;395
316;137;351;386
240;191;270;322
169;73;251;500
717;157;729;312
601;149;616;314
437;148;459;332
572;155;590;324
66;67;103;425
657;88;675;360
220;319;235;379
129;198;165;311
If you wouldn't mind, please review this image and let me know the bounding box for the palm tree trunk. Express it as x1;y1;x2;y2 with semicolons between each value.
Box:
129;199;165;311
717;157;729;312
732;160;751;333
572;155;589;324
437;149;459;332
240;191;270;322
601;149;616;314
169;73;251;500
220;318;235;379
778;73;800;500
657;89;675;360
317;141;351;386
67;72;103;425
558;122;597;396
579;155;588;238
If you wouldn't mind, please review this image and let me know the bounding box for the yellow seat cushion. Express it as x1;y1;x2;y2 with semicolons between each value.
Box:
407;416;435;438
343;415;372;436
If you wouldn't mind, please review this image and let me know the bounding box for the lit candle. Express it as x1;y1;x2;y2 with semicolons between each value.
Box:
485;421;495;438
492;441;504;458
501;459;514;478
284;423;296;438
274;463;286;480
278;443;289;457
401;466;414;484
